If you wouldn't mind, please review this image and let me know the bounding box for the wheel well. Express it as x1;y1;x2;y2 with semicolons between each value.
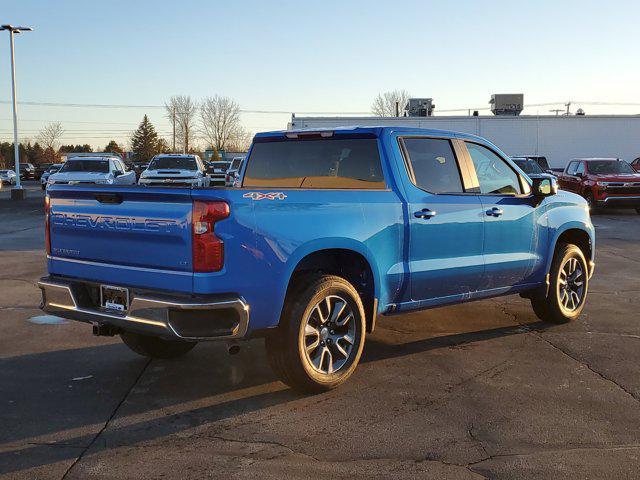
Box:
556;229;592;263
288;249;377;333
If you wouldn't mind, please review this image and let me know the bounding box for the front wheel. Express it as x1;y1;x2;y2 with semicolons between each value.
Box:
531;243;589;323
266;274;366;393
120;332;196;359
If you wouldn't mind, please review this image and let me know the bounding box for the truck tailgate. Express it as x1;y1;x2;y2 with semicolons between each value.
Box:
48;186;195;292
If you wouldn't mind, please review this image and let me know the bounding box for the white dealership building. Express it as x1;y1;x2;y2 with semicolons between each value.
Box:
288;114;640;169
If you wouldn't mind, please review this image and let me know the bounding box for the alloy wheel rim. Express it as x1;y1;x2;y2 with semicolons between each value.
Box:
558;257;585;312
302;295;356;375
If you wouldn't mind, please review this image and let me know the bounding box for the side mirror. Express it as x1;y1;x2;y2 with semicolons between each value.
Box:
532;177;558;197
113;170;123;177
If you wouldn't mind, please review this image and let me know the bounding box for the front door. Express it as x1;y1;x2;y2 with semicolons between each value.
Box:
464;142;538;290
399;137;485;301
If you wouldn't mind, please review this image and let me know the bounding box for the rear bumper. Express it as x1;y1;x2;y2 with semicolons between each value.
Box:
38;276;249;341
596;195;640;208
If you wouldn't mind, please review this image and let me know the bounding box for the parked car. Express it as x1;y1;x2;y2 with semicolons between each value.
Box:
47;156;136;187
19;163;36;180
139;154;210;187
225;156;244;186
131;162;149;180
40;127;595;392
511;157;557;180
40;164;62;190
630;157;640;172
511;155;552;174
557;158;640;213
34;163;54;180
206;160;231;186
0;169;17;186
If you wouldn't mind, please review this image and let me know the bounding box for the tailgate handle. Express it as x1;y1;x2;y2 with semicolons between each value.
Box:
95;193;123;204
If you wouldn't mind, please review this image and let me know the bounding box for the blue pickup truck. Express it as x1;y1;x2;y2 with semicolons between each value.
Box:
39;127;595;392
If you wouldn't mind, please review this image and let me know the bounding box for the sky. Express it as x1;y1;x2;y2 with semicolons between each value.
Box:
1;0;640;149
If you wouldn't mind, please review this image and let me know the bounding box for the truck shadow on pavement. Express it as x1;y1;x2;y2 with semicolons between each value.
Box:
0;320;549;475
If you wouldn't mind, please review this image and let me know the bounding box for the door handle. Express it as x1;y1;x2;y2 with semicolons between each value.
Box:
414;208;437;219
486;207;504;217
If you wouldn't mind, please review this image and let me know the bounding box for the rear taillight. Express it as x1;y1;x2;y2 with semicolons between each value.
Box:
192;200;229;272
44;195;51;255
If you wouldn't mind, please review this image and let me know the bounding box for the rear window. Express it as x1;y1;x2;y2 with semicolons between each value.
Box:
243;138;385;189
59;160;109;173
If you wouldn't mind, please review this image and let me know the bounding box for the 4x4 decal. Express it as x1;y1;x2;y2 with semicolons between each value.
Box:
243;192;287;201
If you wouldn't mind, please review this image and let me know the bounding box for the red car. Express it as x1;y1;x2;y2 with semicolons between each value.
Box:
558;158;640;213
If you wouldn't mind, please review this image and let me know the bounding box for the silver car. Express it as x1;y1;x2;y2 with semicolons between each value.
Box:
0;169;17;186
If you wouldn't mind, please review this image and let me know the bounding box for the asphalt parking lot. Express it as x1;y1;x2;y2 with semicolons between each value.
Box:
1;183;639;480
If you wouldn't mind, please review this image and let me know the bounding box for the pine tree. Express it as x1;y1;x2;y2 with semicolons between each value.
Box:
131;115;159;161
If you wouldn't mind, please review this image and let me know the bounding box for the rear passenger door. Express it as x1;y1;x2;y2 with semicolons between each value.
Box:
399;136;485;302
463;142;537;290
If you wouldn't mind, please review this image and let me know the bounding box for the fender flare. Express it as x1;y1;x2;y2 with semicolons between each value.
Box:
544;222;594;276
283;237;383;301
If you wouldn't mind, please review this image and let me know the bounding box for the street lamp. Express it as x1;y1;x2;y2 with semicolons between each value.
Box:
1;24;33;200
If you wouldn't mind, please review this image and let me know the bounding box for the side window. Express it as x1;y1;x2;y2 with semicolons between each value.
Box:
466;142;521;195
575;162;585;175
566;161;578;175
402;138;464;193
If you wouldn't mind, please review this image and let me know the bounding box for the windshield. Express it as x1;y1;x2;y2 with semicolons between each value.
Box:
0;170;14;174
588;161;635;175
231;159;243;169
49;165;61;172
513;159;544;174
59;160;109;173
149;157;197;170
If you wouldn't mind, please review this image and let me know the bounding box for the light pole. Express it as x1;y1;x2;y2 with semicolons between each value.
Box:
1;24;33;200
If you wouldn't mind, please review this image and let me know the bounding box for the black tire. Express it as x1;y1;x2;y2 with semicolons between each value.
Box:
531;243;589;323
120;332;196;359
266;274;366;393
635;208;640;215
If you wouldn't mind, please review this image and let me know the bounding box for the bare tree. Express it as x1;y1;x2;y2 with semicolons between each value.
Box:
165;96;198;152
37;122;64;150
371;90;412;117
199;95;247;151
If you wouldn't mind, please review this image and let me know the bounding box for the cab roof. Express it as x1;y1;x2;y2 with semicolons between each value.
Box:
255;126;486;142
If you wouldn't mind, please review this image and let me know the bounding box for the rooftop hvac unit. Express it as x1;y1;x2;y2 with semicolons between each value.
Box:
490;94;524;116
405;98;435;117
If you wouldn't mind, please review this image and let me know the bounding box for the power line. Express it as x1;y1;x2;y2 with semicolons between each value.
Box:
2;99;640;116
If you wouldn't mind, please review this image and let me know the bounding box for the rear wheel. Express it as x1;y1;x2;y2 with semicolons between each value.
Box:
266;274;366;393
531;243;589;323
120;332;196;359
